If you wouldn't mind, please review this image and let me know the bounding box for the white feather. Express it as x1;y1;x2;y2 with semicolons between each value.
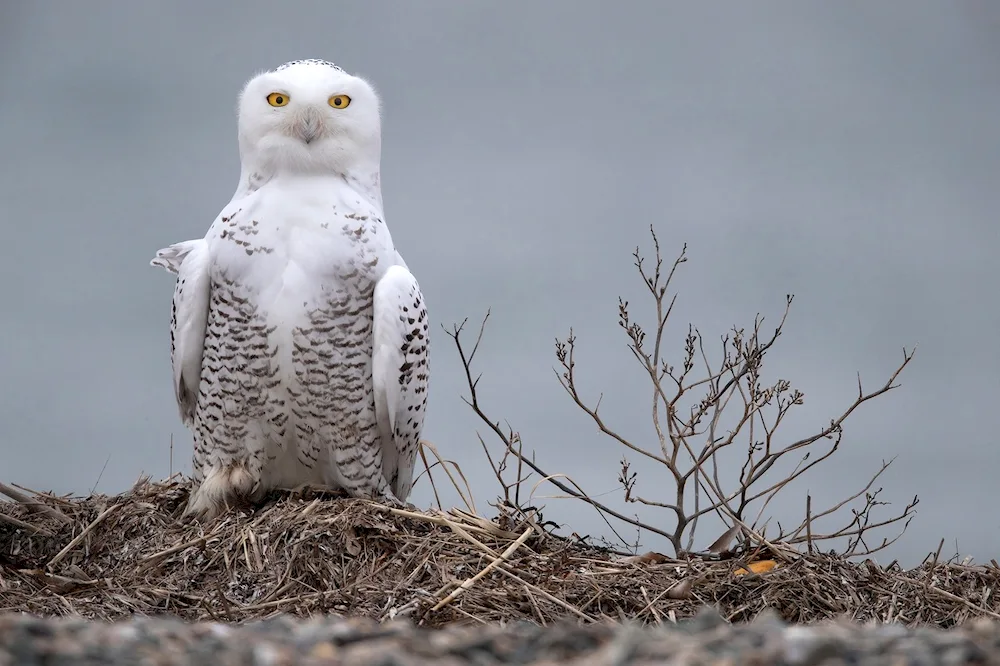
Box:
373;265;429;500
151;239;211;427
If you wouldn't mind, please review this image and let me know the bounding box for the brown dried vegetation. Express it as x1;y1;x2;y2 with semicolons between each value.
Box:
0;477;998;629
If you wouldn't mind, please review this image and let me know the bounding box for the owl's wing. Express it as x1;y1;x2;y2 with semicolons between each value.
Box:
372;264;430;501
151;239;212;427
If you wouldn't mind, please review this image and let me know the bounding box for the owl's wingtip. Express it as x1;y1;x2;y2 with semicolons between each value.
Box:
150;239;204;274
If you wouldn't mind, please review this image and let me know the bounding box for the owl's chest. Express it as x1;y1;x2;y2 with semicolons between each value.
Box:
210;183;394;291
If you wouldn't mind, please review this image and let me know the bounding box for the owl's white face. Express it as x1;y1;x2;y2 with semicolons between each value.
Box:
237;60;382;177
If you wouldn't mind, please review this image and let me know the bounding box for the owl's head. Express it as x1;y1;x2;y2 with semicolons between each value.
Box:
236;59;382;176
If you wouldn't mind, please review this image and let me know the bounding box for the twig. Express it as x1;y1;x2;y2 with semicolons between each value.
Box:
451;225;916;559
449;314;677;545
907;577;1000;621
430;526;533;611
419;439;477;516
139;536;209;565
0;512;55;537
806;494;814;555
90;453;111;495
525;584;547;626
417;442;444;510
493;565;597;622
378;505;522;541
0;482;72;524
47;503;122;569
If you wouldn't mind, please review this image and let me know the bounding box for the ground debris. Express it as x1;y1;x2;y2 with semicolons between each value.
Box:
3;608;1000;665
1;476;998;629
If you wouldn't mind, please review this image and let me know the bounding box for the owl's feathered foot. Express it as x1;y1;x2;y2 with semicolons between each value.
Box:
284;483;347;501
371;482;406;509
185;463;259;521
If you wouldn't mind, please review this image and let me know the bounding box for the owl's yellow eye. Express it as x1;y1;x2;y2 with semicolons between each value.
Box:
266;92;289;107
328;94;352;109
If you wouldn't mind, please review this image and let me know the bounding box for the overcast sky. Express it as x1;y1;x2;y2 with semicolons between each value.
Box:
1;2;997;567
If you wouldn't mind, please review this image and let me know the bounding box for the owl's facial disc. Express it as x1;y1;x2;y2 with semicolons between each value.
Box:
239;62;380;175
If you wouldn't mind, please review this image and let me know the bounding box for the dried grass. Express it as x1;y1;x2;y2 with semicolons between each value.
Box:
0;475;996;629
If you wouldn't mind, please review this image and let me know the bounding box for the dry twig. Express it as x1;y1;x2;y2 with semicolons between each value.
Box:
447;225;917;561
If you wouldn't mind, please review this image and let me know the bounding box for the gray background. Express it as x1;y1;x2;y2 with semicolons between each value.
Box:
1;1;997;567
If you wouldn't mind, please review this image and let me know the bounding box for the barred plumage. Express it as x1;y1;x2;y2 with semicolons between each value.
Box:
151;60;430;519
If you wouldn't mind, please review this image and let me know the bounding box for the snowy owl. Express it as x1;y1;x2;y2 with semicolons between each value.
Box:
150;59;430;520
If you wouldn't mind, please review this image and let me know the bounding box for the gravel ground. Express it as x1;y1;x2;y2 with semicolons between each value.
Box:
1;608;999;666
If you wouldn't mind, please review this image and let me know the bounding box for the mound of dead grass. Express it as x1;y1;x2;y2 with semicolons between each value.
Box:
0;476;997;628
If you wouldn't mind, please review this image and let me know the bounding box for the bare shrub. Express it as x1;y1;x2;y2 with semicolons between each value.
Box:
447;225;917;560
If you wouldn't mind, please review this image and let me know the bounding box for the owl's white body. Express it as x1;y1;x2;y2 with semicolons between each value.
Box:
152;60;429;519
